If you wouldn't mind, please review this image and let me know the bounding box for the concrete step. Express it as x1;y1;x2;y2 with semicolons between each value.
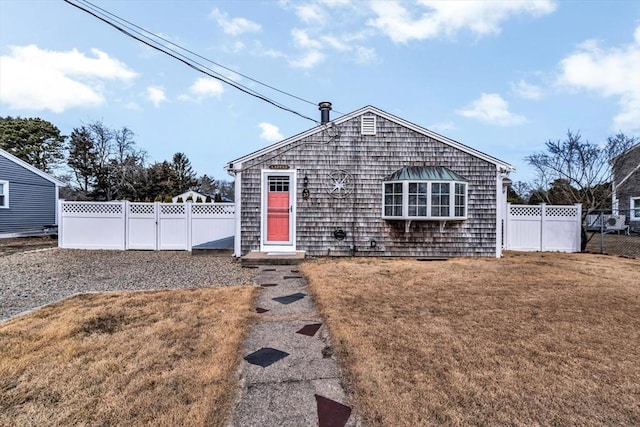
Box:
241;251;306;266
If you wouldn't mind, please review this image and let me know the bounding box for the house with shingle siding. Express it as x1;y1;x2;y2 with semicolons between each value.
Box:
0;148;65;235
225;104;514;258
612;142;640;232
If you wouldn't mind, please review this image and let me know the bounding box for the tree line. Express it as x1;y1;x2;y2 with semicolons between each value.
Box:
0;117;233;202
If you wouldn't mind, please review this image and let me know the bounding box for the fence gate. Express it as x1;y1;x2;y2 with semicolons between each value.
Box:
127;203;157;250
505;203;582;252
59;201;234;251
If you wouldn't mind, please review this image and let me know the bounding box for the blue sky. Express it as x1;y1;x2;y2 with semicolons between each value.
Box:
1;0;639;184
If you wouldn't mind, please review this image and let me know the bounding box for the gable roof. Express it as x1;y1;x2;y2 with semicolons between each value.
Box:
0;148;66;186
225;105;514;173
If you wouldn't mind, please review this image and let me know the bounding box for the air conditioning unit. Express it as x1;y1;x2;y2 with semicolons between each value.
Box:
605;215;626;232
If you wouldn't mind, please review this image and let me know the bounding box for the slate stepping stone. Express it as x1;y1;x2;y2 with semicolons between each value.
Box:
262;268;277;272
316;394;351;427
255;307;269;313
291;269;300;273
283;275;303;279
260;283;278;287
244;347;289;368
272;293;306;305
296;323;322;337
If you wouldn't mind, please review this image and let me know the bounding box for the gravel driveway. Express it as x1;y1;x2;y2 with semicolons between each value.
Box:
0;248;256;321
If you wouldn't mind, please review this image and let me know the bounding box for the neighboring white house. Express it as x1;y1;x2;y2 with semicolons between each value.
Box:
172;190;210;203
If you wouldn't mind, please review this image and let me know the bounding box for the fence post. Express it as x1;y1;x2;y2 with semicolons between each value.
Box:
540;203;546;251
124;200;129;250
155;201;160;251
599;208;604;254
58;200;64;248
575;203;582;252
186;202;193;252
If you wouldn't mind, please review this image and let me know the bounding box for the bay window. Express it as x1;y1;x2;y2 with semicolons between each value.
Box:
382;166;468;220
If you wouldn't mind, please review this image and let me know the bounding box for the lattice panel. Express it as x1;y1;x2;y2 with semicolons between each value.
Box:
510;206;541;217
160;204;185;215
192;204;235;215
129;203;155;215
62;203;122;215
546;206;578;217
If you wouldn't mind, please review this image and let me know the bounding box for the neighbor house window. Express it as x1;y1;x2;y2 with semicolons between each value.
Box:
631;197;640;220
0;180;8;208
382;167;468;220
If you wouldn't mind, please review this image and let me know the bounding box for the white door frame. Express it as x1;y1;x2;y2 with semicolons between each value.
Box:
260;169;296;252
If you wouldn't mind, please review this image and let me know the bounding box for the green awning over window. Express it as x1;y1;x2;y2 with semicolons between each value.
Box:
384;166;467;182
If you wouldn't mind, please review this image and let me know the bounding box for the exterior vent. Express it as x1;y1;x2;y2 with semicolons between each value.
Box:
361;116;376;135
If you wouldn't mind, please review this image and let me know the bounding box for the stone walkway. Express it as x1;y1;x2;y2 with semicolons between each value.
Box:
230;266;359;427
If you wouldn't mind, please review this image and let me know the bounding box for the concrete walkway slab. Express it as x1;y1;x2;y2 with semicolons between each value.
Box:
229;265;360;427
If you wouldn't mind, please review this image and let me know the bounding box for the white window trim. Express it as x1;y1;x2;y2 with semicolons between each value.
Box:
631;197;640;220
0;180;8;208
381;180;468;221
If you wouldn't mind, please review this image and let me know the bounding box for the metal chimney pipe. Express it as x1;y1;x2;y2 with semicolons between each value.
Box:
318;101;332;124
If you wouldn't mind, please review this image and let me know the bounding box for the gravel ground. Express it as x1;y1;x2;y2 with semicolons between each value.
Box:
0;248;256;321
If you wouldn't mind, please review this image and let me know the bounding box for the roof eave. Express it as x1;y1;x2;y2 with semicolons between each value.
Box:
0;149;67;186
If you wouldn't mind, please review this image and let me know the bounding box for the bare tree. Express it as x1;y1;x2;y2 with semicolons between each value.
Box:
526;130;637;248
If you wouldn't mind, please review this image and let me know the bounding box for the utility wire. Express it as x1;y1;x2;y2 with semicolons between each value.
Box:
63;0;322;124
77;0;321;110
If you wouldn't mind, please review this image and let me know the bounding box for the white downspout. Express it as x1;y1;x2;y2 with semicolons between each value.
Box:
233;170;242;257
495;168;503;258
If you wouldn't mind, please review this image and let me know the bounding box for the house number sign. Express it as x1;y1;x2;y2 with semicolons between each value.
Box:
268;164;290;170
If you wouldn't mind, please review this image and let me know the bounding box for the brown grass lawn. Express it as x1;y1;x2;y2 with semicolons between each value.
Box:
0;287;257;427
302;252;640;426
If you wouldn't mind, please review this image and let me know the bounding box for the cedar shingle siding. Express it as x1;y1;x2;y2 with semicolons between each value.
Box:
0;154;58;234
238;112;503;257
613;144;640;227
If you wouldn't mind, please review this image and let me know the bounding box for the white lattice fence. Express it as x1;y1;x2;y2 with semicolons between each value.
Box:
59;201;235;251
59;202;126;250
506;203;582;252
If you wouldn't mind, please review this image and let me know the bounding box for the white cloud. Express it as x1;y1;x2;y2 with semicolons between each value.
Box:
296;4;326;24
556;26;640;131
510;79;543;100
210;8;261;36
367;0;556;43
0;44;136;113
457;93;526;126
292;28;322;49
179;77;224;102
258;122;283;142
354;46;378;64
146;86;167;107
289;50;325;68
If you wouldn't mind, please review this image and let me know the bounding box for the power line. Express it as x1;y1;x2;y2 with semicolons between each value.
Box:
77;0;321;110
63;0;322;124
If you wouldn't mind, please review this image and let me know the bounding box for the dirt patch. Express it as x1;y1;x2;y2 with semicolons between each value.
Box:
0;287;258;427
302;252;640;426
0;236;57;256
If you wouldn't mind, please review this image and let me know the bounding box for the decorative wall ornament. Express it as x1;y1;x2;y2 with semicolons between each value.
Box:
325;170;353;199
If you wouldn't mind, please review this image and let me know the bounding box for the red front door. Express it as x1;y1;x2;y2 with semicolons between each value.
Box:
267;176;290;242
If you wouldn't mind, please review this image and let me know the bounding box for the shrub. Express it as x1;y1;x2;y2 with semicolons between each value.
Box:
196;196;203;203
177;197;184;203
205;195;212;203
